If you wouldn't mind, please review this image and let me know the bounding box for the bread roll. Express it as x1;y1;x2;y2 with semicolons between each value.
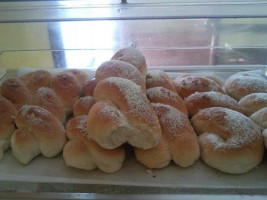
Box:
68;69;89;89
238;93;267;116
19;70;52;94
50;71;80;115
146;87;187;116
0;96;17;161
88;77;161;149
173;75;225;98
0;77;30;110
96;60;146;93
12;105;66;164
31;87;66;123
225;72;267;101
262;129;267;149
250;107;267;129
111;47;147;78
135;104;199;169
73;96;95;117
185;91;243;117
146;70;176;92
82;78;97;96
191;107;264;174
63;115;125;173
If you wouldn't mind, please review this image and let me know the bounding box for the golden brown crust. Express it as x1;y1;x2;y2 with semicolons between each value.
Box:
111;47;147;78
73;96;95;117
82;78;97;96
19;70;52;94
68;69;89;89
96;60;146;93
0;77;30;110
50;71;80;115
173;75;225;99
191;107;264;174
31;87;66;123
185;91;243;117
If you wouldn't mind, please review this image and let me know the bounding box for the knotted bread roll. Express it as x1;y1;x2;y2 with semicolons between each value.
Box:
191;107;264;174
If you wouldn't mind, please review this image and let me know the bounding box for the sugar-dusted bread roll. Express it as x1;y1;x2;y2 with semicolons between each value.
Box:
31;87;66;123
82;78;97;96
225;72;267;101
146;70;176;92
250;107;267;130
63;115;125;173
0;77;30;110
135;104;199;169
96;60;146;93
238;93;267;116
111;47;147;78
11;105;66;164
146;87;187;116
0;96;17;161
173;75;225;99
50;71;80;115
68;69;89;89
191;107;264;174
19;70;52;94
87;77;161;149
73;96;95;117
185;91;243;117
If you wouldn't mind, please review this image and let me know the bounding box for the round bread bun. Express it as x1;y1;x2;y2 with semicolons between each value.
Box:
19;70;52;94
64;115;125;173
146;87;188;116
250;107;267;129
12;105;66;164
0;95;17;161
135;103;199;169
185;91;243;117
225;72;267;101
82;78;97;97
146;70;176;93
50;71;80;115
238;93;267;116
95;60;146;93
31;87;66;123
0;77;30;110
73;96;95;117
173;75;225;99
191;107;264;174
111;47;147;78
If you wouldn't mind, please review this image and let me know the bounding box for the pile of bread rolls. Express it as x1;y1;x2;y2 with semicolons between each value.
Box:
0;47;267;175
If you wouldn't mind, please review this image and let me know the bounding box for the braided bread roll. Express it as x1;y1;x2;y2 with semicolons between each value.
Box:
73;96;95;117
191;107;264;174
0;96;17;161
63;115;125;173
11;105;66;164
87;77;161;149
135;103;199;169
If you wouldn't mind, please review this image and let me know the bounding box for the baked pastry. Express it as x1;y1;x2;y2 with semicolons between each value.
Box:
225;72;267;101
11;105;66;164
185;91;243;117
31;87;66;123
238;93;267;116
250;107;267;130
135;103;199;169
82;78;97;97
63;115;125;173
19;70;52;94
146;70;176;93
191;107;264;174
87;77;161;149
111;47;147;79
68;69;89;90
73;96;95;117
262;129;267;149
0;96;17;161
0;77;30;110
50;71;80;115
173;75;225;98
95;60;146;93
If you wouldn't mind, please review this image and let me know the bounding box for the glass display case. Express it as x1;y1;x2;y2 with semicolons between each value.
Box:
0;1;267;199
